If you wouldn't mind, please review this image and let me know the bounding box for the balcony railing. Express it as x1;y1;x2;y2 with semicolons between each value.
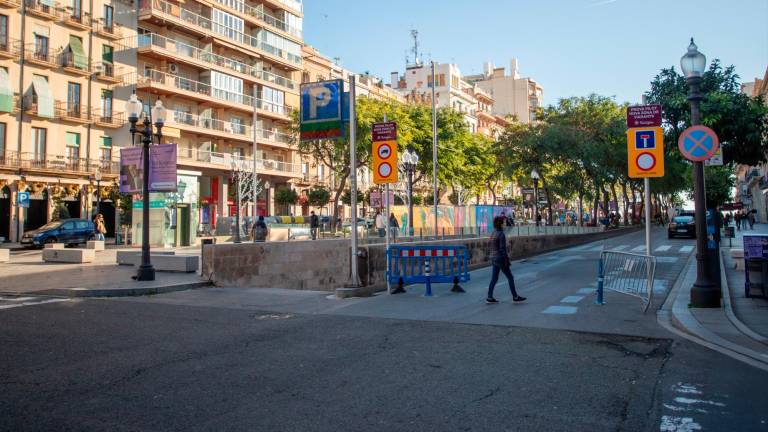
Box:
136;33;297;90
61;52;90;74
93;109;125;127
24;45;58;67
170;111;293;145
94;21;123;39
0;39;20;58
139;0;301;67
177;147;300;175
54;100;89;122
136;69;294;116
24;0;62;19
92;61;123;83
4;150;120;174
210;0;302;39
62;11;90;28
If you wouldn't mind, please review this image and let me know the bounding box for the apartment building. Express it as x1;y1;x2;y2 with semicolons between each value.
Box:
465;58;543;124
0;0;134;242
134;0;304;239
734;66;768;222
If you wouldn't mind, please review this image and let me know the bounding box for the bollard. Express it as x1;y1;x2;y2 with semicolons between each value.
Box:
451;275;465;293
393;276;406;294
596;254;605;305
424;258;433;297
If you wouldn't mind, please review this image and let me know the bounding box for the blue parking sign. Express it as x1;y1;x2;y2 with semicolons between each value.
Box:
17;191;30;208
635;130;656;149
300;79;343;141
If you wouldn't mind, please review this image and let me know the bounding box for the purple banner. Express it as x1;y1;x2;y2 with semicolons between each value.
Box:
119;145;178;194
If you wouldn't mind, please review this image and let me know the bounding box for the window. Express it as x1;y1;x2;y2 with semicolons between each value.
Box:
301;72;309;83
0;15;7;51
100;136;112;161
33;31;49;60
301;162;308;175
318;164;325;180
71;0;81;19
100;89;112;119
103;5;113;29
255;29;301;62
0;122;5;156
211;8;244;42
102;45;113;64
231;147;243;157
229;116;244;134
32;127;46;161
66;132;80;161
210;71;243;104
67;82;81;114
261;86;284;113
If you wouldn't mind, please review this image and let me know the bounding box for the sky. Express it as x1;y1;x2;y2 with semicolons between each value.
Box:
303;0;768;107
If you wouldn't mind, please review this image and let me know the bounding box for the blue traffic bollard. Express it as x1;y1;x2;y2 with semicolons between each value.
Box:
424;259;433;297
596;255;605;305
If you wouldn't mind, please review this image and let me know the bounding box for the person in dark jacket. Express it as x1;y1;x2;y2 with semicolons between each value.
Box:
309;211;319;240
252;216;268;243
487;216;526;304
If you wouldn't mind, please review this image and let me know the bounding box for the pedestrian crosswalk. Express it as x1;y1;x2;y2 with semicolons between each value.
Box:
0;296;69;311
601;244;697;255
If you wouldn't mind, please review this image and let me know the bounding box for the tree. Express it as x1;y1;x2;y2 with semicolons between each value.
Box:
274;188;298;215
307;186;331;209
341;189;364;205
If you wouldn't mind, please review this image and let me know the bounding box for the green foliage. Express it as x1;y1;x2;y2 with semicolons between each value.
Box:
274;188;299;207
411;195;423;206
307;186;331;208
341;189;364;205
683;165;734;207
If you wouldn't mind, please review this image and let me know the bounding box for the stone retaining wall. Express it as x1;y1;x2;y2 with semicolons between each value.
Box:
203;228;639;294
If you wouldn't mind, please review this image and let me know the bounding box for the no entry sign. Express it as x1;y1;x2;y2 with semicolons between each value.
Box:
627;104;662;128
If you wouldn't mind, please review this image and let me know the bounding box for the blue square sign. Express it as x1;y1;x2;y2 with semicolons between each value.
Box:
635;130;656;149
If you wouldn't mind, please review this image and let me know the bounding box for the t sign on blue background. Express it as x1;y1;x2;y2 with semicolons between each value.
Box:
635;130;656;149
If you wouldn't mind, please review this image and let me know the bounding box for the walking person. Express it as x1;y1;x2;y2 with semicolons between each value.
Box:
486;216;526;304
735;212;742;231
749;210;756;230
375;211;386;238
389;212;399;240
93;214;106;241
309;211;319;240
252;215;268;243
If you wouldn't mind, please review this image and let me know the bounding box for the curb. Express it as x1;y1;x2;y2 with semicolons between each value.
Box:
658;253;768;372
29;281;211;298
720;248;768;344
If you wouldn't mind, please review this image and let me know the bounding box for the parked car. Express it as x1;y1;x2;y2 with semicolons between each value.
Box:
668;214;696;239
21;219;96;248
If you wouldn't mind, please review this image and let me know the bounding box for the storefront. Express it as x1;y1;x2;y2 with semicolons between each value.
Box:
131;174;200;247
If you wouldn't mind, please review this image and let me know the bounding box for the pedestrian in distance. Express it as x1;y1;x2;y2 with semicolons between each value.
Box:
93;214;106;241
486;216;526;305
309;211;319;240
735;212;742;231
252;215;268;243
375;211;386;238
389;212;399;239
749;210;756;230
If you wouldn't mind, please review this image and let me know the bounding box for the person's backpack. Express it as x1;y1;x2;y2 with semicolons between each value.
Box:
253;223;268;241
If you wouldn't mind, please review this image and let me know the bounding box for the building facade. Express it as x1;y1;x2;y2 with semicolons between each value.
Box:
465;58;543;124
734;66;768;222
0;0;135;242
134;0;304;241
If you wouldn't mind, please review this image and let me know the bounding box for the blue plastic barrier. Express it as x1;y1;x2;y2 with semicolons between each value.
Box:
388;245;470;296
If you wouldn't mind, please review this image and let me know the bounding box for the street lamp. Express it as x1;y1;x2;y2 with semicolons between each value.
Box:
531;168;540;227
126;92;165;282
230;158;246;244
681;38;719;308
94;169;102;216
401;148;419;236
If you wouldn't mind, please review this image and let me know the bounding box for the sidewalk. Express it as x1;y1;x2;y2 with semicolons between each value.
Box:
660;223;768;371
0;247;209;297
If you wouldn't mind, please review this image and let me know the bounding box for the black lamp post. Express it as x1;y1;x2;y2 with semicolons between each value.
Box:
94;169;102;216
401;148;419;236
681;39;719;307
230;159;245;244
127;93;166;282
531;168;540;227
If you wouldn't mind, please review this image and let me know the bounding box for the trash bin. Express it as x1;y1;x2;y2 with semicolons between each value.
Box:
744;234;768;298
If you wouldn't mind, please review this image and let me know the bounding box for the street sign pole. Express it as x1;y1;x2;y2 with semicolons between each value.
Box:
431;61;438;238
349;75;360;288
384;114;391;294
645;178;651;256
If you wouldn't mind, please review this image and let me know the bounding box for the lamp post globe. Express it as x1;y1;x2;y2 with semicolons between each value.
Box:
126;93;143;123
680;38;707;78
151;100;167;127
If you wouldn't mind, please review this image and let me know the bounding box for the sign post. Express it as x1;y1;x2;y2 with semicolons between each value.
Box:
373;116;398;294
627;105;664;303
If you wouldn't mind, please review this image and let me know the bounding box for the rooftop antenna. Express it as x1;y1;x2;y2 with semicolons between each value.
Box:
410;29;421;66
333;57;341;66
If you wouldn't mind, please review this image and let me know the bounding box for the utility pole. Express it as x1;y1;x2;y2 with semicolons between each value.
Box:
349;75;360;287
431;61;438;238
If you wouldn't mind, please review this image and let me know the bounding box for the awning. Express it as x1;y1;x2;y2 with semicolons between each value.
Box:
33;25;49;37
0;68;13;113
65;132;80;147
39;0;54;7
30;75;53;118
102;45;113;64
68;36;87;69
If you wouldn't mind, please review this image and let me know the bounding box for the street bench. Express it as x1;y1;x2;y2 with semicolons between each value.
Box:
388;245;470;296
86;240;105;251
151;255;198;273
0;249;8;263
44;243;65;249
116;250;175;266
43;248;95;263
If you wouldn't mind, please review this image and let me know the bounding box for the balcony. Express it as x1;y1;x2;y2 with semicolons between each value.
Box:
93;110;124;128
134;70;294;120
92;62;123;84
0;0;20;8
170;110;293;147
136;33;297;91
138;0;302;69
24;45;58;68
0;39;20;60
11;151;120;175
94;21;123;40
24;0;61;20
210;0;302;40
61;11;91;30
61;52;90;76
177;148;300;177
54;100;90;124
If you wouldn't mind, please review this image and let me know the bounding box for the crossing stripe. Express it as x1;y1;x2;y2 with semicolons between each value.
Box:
0;298;69;310
679;245;694;253
631;245;646;252
612;245;630;251
587;246;604;252
0;297;36;302
655;245;672;252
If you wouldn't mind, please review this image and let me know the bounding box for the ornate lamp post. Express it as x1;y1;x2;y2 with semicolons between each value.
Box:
681;39;719;307
531;168;541;227
126;93;166;282
401;148;419;236
230;158;246;244
94;169;102;216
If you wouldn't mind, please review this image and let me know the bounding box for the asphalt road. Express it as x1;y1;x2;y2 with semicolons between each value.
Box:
1;228;768;431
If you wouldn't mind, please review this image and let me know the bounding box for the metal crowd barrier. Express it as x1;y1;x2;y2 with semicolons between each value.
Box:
388;245;470;296
597;250;656;312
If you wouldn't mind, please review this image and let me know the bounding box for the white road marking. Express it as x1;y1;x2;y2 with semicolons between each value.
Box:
611;245;630;251
660;415;703;431
656;257;679;264
577;288;595;294
0;298;69;310
631;245;646;252
560;295;584;304
587;246;604;252
655;245;672;252
0;297;36;302
542;305;578;315
679;246;694;253
673;397;726;407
